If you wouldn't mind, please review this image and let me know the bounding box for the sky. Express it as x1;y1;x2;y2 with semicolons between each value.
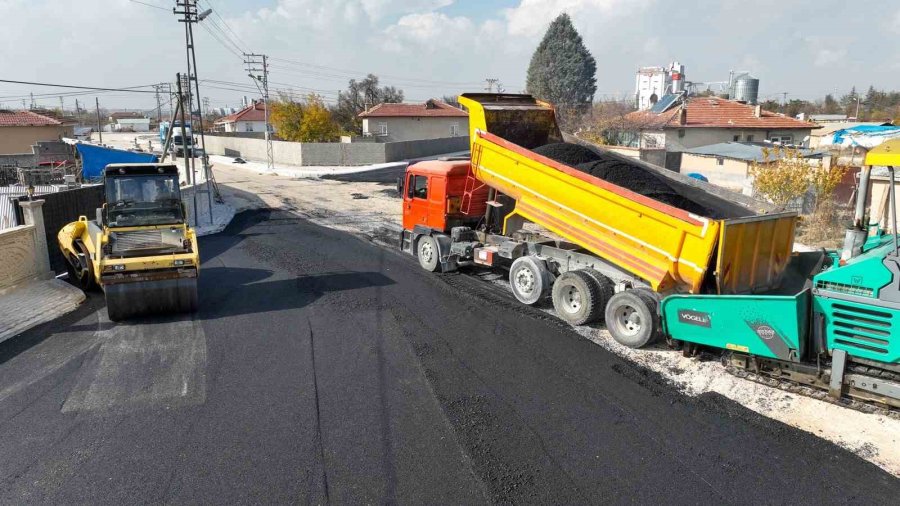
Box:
0;0;898;112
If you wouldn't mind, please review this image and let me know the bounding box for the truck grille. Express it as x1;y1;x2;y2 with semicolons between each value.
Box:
831;303;893;355
111;229;182;253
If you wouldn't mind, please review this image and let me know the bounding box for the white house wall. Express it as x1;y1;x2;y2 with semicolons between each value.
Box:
362;116;469;142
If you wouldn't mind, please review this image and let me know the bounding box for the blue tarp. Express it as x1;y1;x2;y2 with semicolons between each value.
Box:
75;143;158;180
831;125;900;147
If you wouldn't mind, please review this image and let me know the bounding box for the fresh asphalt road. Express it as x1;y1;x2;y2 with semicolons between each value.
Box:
1;209;898;504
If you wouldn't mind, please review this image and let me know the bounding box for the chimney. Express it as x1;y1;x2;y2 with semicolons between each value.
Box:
678;106;687;125
754;104;761;118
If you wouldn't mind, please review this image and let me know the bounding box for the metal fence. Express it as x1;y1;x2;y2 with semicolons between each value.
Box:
1;185;67;230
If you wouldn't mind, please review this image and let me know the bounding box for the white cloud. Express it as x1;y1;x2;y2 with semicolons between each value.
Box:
503;0;651;37
383;12;475;52
813;48;846;67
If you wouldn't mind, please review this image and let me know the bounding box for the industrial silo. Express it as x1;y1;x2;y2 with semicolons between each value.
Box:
731;74;760;104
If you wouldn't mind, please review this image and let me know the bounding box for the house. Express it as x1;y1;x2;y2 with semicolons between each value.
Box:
358;99;468;142
623;96;818;168
680;141;823;195
0;110;75;154
214;101;272;134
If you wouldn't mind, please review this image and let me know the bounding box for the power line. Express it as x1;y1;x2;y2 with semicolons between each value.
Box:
0;78;157;93
128;0;168;11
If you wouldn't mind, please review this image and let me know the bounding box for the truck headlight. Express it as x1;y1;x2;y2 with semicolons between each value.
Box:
174;260;186;266
103;264;126;272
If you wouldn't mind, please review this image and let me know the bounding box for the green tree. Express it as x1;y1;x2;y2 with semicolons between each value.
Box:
270;94;306;141
332;74;404;134
271;94;341;142
299;94;341;142
822;94;839;114
525;13;596;124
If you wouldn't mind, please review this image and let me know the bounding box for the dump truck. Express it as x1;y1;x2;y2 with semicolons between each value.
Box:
399;93;900;408
400;93;795;346
58;163;199;321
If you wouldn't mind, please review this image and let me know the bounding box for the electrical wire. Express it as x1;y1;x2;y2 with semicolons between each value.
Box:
0;79;158;93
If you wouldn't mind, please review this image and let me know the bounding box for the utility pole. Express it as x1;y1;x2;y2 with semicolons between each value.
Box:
153;84;163;125
174;0;215;224
244;52;273;173
855;96;861;120
95;97;103;144
484;78;499;93
58;96;64;113
29;92;34;109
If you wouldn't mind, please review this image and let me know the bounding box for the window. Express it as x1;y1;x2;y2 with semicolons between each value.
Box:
378;122;388;135
716;157;724;166
408;175;428;200
678;129;685;138
733;135;740;142
245;122;253;132
450;123;460;137
746;134;754;142
769;135;792;144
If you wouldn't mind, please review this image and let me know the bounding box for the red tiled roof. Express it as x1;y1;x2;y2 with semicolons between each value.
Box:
359;100;467;118
216;101;267;124
0;110;63;127
627;97;819;130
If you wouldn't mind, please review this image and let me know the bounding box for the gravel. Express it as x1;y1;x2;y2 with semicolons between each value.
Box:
533;142;712;216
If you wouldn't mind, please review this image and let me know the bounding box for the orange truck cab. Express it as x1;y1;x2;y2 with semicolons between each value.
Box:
399;159;489;271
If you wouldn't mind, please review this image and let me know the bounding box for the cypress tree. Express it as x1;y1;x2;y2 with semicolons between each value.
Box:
525;13;597;113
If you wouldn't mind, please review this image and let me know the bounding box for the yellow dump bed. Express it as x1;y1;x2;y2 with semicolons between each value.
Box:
459;94;797;295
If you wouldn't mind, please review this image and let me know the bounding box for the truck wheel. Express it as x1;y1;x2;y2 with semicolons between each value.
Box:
551;270;602;325
509;257;551;305
417;235;440;272
580;269;615;319
605;290;659;348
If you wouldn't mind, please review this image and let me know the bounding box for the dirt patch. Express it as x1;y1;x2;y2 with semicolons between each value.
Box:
351;193;370;200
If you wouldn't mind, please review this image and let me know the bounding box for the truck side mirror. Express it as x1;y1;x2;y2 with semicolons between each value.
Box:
97;205;106;226
396;176;404;196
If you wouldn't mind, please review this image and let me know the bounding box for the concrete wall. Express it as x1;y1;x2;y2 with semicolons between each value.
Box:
0;200;51;294
0;153;38;168
658;127;814;152
679;153;753;194
362;116;468;142
0;125;74;154
204;134;469;166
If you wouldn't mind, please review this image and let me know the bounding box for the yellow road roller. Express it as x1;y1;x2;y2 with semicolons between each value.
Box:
58;163;199;321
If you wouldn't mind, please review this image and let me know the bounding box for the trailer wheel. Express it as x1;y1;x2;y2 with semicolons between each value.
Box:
605;290;659;348
551;270;603;325
417;235;440;272
580;269;615;320
509;257;551;305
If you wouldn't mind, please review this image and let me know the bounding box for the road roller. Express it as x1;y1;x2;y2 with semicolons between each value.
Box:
58;163;199;321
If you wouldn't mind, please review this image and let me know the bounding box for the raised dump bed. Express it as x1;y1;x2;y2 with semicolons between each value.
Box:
459;93;797;296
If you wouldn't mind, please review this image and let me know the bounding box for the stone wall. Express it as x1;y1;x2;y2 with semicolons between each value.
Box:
0;200;51;294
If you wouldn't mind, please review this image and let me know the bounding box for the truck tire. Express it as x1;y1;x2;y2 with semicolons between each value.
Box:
605;290;659;348
509;256;551;305
551;270;603;325
417;235;440;272
580;269;615;320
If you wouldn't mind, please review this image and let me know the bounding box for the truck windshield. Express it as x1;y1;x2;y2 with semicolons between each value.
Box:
106;175;183;227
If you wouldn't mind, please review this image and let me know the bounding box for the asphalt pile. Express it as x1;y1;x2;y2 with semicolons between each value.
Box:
533;142;711;216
